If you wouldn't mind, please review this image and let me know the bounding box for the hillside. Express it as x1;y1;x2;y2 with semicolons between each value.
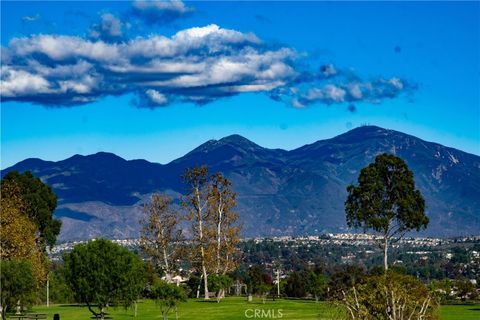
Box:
3;126;479;240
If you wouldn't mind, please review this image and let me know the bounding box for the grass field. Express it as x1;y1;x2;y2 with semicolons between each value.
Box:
437;304;480;320
26;298;479;319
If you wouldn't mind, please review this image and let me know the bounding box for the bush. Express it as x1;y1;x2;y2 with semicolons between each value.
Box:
340;271;438;320
150;280;186;320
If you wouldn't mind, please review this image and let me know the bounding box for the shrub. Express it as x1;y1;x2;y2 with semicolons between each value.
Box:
340;271;438;320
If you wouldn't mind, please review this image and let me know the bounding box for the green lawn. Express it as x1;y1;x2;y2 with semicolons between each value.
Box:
438;304;480;320
26;298;479;320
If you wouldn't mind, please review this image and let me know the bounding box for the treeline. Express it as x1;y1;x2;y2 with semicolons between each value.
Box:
239;240;480;283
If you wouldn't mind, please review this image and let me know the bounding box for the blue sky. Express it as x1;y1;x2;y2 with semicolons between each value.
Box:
1;1;479;169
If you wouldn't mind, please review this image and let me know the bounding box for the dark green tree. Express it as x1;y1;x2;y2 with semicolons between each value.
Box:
1;171;61;248
150;280;186;320
285;271;307;298
345;154;428;271
247;265;267;294
306;271;328;302
208;274;233;302
48;264;75;304
64;239;145;319
328;265;366;301
0;260;36;319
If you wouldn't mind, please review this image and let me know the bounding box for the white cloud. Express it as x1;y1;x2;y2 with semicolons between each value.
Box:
1;15;414;108
348;83;363;99
294;77;413;107
1;67;52;97
131;0;193;25
22;14;40;22
145;89;168;106
90;13;123;41
1;25;297;106
389;77;404;90
9;35;121;62
133;0;190;14
323;84;346;102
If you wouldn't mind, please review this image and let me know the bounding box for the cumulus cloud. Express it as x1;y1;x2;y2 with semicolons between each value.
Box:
89;13;123;42
291;76;415;108
1;19;415;108
131;0;193;25
1;24;296;106
144;89;169;106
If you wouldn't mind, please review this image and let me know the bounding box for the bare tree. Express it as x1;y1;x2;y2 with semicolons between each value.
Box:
208;173;239;275
208;173;241;300
140;194;182;280
183;166;211;299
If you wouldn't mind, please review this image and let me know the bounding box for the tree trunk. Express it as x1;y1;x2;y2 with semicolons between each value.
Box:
202;260;209;299
163;247;170;279
87;303;101;319
216;201;223;275
196;273;203;299
195;187;209;299
383;236;389;272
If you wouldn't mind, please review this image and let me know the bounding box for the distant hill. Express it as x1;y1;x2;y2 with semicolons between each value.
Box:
3;126;479;240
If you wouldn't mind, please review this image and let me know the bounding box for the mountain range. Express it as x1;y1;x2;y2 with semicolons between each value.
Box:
2;126;479;241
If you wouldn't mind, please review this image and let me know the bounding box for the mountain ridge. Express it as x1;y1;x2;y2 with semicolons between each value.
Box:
8;125;479;168
3;126;479;240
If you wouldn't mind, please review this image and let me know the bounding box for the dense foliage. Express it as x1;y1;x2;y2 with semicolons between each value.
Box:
64;239;145;319
1;171;61;249
0;260;36;319
346;154;428;271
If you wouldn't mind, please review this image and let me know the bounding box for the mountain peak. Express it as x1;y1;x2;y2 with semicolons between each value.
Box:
61;152;126;164
185;134;262;155
219;134;261;148
344;125;391;135
329;125;398;144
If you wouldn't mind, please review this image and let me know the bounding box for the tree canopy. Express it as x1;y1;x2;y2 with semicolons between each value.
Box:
140;194;182;278
0;177;48;284
64;239;145;319
345;153;428;270
0;260;36;320
1;171;61;248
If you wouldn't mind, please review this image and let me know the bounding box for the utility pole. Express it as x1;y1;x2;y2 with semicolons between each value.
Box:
276;269;280;297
